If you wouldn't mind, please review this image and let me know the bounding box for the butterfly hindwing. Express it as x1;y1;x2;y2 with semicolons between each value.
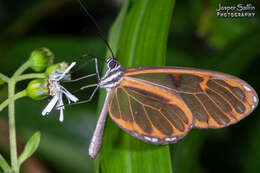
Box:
124;66;258;129
108;76;193;144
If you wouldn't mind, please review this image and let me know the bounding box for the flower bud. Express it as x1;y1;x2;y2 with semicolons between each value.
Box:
29;48;54;72
26;79;49;100
45;62;71;80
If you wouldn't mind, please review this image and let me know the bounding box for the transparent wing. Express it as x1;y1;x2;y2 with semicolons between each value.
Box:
124;66;258;128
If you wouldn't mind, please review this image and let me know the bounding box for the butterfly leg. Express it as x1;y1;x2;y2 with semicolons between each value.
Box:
71;85;99;105
60;85;99;107
62;73;97;83
71;54;101;77
63;56;100;83
71;53;97;72
75;55;101;80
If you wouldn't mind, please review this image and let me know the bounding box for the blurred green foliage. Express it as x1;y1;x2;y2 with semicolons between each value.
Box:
0;0;259;173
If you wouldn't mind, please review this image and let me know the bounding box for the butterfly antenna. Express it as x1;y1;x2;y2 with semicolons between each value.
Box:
77;0;115;58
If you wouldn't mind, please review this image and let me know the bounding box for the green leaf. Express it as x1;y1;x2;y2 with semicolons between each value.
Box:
0;153;11;172
96;0;175;172
18;132;41;166
171;130;206;173
0;78;4;85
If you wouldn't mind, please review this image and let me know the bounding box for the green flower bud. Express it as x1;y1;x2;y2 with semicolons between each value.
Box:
45;62;70;79
29;48;54;72
26;79;49;100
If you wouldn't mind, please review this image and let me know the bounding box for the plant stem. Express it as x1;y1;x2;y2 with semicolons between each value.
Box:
14;73;46;82
0;73;9;82
0;73;46;112
0;153;11;172
8;81;19;173
0;90;27;112
12;60;32;78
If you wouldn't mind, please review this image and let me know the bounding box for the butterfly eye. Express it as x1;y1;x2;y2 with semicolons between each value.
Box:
107;58;119;69
108;61;116;69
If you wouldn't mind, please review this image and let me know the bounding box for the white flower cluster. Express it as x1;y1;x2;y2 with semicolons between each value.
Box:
42;62;79;122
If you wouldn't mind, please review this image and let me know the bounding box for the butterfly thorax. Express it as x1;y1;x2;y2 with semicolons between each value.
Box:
99;57;124;89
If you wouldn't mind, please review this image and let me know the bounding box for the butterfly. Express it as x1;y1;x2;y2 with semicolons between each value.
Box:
81;57;258;159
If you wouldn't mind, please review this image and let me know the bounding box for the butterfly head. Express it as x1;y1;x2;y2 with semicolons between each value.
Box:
106;57;121;70
99;57;123;89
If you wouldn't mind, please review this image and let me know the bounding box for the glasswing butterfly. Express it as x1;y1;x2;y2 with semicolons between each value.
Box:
82;57;258;159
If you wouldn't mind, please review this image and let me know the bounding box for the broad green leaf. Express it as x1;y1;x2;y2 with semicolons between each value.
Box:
94;1;131;172
96;0;175;172
0;153;11;172
18;131;41;166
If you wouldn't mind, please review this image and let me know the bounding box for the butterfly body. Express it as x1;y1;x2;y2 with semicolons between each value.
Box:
99;66;123;89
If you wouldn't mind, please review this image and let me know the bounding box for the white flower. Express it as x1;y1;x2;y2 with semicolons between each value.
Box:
42;62;79;122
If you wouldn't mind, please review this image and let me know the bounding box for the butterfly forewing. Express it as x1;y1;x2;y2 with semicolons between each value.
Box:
123;66;258;129
108;75;193;144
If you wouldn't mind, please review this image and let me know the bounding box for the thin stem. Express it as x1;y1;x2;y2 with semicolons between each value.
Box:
13;73;46;83
12;60;32;78
0;73;10;82
8;81;19;173
0;153;11;172
0;90;27;112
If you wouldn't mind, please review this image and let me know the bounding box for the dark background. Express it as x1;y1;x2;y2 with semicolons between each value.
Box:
0;0;259;173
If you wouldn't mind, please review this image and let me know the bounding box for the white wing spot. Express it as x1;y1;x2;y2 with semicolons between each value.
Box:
165;137;176;142
151;138;158;142
253;96;258;103
243;85;251;91
144;136;152;141
251;105;255;110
